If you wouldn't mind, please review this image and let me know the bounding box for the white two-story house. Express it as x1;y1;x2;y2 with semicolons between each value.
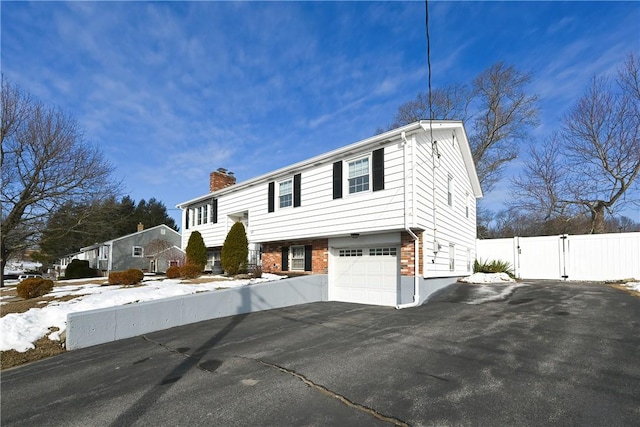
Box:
177;120;482;307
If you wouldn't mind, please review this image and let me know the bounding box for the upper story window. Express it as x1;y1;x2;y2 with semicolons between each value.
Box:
279;179;293;208
197;206;202;225
447;174;454;207
132;246;144;257
268;174;301;213
348;157;370;194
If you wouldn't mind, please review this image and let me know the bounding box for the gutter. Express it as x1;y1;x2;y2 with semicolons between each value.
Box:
396;131;421;309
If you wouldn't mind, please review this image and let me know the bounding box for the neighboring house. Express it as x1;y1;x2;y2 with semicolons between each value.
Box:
58;224;183;276
177;120;482;307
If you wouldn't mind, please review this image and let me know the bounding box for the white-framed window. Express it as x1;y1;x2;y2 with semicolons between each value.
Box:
291;245;305;270
203;205;208;223
132;246;144;257
279;179;293;208
447;174;454;207
449;243;455;271
197;206;202;225
465;192;470;218
348;156;370;194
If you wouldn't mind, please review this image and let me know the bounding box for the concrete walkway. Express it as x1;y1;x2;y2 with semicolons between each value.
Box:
2;281;639;426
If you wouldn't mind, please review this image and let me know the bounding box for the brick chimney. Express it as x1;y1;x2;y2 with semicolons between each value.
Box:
137;222;144;232
210;168;236;192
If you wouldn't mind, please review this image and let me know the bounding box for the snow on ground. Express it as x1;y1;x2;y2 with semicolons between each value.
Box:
620;281;640;293
457;272;526;305
0;274;285;353
458;272;515;284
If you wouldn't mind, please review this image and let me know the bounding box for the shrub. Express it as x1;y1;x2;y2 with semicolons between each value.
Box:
17;278;54;299
65;259;98;279
474;258;515;278
108;269;144;286
251;264;263;278
221;222;248;275
180;264;202;279
185;231;208;270
165;265;181;279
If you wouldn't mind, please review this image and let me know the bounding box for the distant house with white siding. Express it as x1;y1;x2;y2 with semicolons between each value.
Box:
177;120;482;307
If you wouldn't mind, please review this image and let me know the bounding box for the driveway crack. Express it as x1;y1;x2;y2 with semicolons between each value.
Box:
242;356;411;427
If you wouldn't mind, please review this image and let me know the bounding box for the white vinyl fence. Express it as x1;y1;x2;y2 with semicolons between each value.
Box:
476;232;640;281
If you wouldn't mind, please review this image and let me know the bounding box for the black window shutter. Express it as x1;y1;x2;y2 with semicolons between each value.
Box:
373;148;385;191
212;199;218;224
282;246;289;271
304;245;312;272
293;173;301;207
268;182;275;213
333;161;343;199
185;210;189;229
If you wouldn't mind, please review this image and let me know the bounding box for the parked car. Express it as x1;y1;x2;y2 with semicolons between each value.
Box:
18;274;43;282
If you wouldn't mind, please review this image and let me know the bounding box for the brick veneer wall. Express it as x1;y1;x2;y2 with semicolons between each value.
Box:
400;231;423;276
210;169;236;192
262;239;329;274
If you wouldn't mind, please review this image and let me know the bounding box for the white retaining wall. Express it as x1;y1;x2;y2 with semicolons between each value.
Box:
476;232;640;281
66;275;328;350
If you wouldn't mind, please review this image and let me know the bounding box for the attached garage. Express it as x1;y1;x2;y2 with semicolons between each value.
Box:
329;234;401;306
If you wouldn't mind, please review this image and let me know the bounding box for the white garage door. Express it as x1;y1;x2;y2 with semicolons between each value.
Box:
331;247;400;306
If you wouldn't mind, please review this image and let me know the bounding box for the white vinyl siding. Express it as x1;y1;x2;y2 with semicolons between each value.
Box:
180;123;479;275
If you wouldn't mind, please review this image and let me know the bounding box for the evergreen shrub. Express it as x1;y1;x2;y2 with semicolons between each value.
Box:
185;231;208;270
65;259;98;279
17;278;54;299
221;222;248;275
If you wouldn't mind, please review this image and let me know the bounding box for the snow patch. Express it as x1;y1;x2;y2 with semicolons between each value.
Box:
458;272;515;284
0;274;285;353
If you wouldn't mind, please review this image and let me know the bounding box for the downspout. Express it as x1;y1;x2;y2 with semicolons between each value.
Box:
397;131;421;309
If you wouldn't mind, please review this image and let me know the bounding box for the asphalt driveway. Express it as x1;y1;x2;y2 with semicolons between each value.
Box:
2;281;639;426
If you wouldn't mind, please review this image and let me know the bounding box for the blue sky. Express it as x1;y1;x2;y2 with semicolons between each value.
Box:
2;1;639;227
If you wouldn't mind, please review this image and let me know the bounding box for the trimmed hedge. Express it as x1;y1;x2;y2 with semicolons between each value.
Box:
17;278;54;299
108;269;144;286
180;264;202;279
165;265;181;279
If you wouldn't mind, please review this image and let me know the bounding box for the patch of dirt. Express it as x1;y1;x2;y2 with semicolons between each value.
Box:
1;294;83;317
1;330;66;370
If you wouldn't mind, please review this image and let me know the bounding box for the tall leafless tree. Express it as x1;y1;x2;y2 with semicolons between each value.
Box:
384;62;539;193
1;79;119;284
512;53;640;233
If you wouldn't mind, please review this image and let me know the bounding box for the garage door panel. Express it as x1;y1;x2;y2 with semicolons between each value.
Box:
331;247;399;306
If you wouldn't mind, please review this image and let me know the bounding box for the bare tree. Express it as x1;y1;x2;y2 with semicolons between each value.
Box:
386;83;472;129
1;80;119;284
384;62;539;193
512;53;640;233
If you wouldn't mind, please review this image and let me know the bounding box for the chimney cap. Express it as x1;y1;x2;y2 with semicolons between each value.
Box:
216;167;227;174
